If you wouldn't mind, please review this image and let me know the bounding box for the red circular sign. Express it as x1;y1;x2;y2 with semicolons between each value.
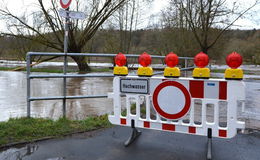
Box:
152;81;191;119
60;0;72;9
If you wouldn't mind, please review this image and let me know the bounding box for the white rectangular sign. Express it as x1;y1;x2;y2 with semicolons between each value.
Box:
58;9;86;20
120;79;149;94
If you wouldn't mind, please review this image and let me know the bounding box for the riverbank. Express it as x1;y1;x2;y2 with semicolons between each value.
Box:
0;115;111;147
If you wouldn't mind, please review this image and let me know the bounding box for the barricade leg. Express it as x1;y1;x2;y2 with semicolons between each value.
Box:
207;128;212;160
124;119;142;147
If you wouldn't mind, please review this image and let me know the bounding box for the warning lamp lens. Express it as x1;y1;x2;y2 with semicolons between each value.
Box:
194;52;209;68
226;52;242;69
139;52;151;67
165;52;178;67
115;52;127;66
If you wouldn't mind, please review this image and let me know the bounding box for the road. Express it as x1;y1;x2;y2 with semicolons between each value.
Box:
8;126;260;160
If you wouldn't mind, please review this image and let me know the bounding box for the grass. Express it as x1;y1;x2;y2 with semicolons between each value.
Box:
121;103;146;117
211;69;257;75
211;69;225;73
90;67;112;72
0;67;71;73
0;67;112;73
0;115;112;146
0;67;16;71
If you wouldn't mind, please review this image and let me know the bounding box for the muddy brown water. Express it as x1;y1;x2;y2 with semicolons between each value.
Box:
0;71;113;121
0;71;260;130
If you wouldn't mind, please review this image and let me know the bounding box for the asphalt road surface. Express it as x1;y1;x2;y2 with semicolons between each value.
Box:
18;126;260;160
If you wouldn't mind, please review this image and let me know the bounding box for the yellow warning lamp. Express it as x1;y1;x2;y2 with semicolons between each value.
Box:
113;52;128;76
137;52;153;77
225;52;243;80
164;52;180;78
192;52;210;79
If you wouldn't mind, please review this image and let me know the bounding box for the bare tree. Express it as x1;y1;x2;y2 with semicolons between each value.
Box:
163;0;259;54
111;0;153;54
0;0;127;72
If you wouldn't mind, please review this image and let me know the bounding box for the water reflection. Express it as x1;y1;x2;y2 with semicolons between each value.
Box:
0;144;38;160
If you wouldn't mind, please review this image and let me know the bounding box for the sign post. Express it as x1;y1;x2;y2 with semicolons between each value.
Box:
58;0;86;117
60;0;72;117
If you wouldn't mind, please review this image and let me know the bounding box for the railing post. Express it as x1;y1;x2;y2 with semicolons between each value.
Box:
63;57;67;118
184;59;188;77
26;53;31;118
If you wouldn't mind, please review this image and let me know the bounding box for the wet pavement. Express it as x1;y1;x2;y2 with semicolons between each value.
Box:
1;126;260;160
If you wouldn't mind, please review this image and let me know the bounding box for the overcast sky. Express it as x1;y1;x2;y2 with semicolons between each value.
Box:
1;0;260;30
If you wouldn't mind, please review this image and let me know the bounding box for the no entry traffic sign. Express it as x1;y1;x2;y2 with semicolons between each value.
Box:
60;0;72;9
152;81;191;119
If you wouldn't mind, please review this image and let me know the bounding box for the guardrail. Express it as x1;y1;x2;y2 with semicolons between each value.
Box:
26;52;194;118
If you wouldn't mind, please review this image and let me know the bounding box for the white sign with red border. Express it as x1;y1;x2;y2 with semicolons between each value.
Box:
60;0;72;9
109;76;246;139
152;80;191;119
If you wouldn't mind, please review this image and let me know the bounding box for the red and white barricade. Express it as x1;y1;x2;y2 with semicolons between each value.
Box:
108;76;245;138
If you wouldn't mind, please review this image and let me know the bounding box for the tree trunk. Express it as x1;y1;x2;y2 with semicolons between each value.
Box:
202;47;208;54
71;55;91;73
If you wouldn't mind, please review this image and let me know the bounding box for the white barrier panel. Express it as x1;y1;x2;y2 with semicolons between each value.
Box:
108;76;245;138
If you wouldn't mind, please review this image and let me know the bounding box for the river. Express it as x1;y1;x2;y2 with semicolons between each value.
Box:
0;71;113;121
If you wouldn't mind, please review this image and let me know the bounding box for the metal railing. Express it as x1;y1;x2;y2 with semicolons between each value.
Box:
26;52;194;118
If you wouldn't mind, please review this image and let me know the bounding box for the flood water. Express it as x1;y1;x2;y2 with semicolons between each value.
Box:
0;71;113;121
0;71;260;130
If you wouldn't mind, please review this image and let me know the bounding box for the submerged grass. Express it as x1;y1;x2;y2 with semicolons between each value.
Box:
0;115;112;146
0;67;111;73
211;69;258;75
211;69;225;73
90;67;112;72
0;67;70;73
